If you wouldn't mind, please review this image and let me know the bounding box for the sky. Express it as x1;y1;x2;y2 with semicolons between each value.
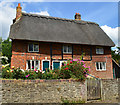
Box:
0;0;119;50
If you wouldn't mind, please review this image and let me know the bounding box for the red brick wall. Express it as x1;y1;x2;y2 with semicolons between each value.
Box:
11;39;113;79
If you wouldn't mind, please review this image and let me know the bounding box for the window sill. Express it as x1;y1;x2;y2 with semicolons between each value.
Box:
28;51;39;53
96;69;106;71
63;52;72;54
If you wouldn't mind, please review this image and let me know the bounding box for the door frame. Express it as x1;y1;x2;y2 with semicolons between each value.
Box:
42;60;50;71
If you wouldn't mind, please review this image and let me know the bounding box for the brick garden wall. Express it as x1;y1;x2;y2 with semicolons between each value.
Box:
11;39;113;79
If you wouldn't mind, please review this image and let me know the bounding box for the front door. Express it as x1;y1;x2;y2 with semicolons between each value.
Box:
43;61;49;71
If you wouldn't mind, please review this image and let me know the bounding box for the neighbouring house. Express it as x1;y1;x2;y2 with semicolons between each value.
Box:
9;3;115;79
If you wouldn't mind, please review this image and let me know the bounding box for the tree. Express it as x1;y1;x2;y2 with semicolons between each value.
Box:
2;38;12;64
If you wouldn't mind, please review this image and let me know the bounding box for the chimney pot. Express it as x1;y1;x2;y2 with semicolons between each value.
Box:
18;3;21;7
75;13;81;20
16;3;22;21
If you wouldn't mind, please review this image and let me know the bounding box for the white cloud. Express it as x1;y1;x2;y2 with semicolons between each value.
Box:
0;1;16;39
101;25;118;46
30;11;50;16
0;1;49;39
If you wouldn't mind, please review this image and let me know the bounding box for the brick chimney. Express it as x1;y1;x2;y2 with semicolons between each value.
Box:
16;3;22;21
75;13;81;20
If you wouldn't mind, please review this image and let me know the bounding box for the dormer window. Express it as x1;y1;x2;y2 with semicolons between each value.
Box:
28;43;39;52
96;47;104;54
63;45;72;53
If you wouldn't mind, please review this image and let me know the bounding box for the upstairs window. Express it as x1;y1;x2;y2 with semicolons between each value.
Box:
63;45;72;53
28;43;39;52
96;62;106;71
96;47;104;54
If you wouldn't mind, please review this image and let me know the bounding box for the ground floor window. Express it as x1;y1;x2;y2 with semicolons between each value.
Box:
53;61;60;70
26;60;40;70
52;60;67;70
96;62;106;71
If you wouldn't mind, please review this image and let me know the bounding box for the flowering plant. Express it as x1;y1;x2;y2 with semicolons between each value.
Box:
59;59;90;81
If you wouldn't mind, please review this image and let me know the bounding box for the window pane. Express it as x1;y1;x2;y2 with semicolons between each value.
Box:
68;46;72;53
96;48;104;54
102;62;106;70
100;48;104;54
62;62;64;66
29;44;33;51
34;44;39;51
96;48;99;54
100;62;102;69
63;46;67;52
35;61;39;69
96;62;99;70
28;60;30;69
32;61;34;69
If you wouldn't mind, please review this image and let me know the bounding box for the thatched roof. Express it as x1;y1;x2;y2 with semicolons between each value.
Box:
9;12;115;46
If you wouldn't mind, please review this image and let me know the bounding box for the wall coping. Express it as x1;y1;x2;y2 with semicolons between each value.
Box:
1;79;86;83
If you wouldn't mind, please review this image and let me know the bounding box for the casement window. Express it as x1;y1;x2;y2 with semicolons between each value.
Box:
96;62;106;71
63;45;72;53
52;61;60;70
28;43;39;52
96;47;104;54
26;60;40;70
52;61;67;70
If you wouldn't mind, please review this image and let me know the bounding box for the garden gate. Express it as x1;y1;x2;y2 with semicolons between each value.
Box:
87;78;101;100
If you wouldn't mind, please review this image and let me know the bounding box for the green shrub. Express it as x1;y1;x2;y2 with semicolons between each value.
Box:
1;58;90;81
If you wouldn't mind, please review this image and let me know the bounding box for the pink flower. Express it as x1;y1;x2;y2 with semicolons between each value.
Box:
83;64;86;68
77;61;79;63
26;75;28;78
80;60;84;63
40;70;42;72
28;74;30;76
86;74;88;77
64;64;66;66
88;66;90;68
89;69;91;72
73;59;77;61
34;68;37;71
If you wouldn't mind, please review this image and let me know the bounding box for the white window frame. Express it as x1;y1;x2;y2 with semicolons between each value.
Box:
52;60;60;70
96;62;106;71
26;60;40;70
42;60;50;71
96;47;104;54
28;43;39;52
63;45;72;54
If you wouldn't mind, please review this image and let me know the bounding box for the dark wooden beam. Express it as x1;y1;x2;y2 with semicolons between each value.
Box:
50;43;52;60
72;44;73;59
61;44;63;60
90;47;92;60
